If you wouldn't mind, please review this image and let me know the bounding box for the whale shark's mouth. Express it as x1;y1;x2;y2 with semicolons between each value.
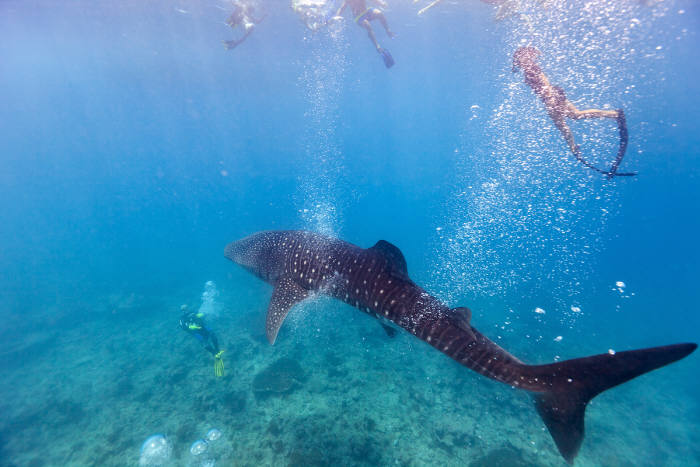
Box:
224;234;261;268
223;240;244;265
224;231;285;284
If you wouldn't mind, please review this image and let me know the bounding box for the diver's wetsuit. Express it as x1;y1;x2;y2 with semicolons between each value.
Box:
180;311;220;356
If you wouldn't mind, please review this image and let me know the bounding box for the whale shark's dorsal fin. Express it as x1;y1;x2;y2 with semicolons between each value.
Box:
446;306;475;339
369;240;408;276
451;307;472;328
266;274;309;345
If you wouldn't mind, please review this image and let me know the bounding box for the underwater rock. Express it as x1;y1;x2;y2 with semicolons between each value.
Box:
50;399;87;427
221;390;247;413
113;377;134;398
168;368;189;385
267;420;283;436
252;357;306;400
468;445;534;467
176;424;198;445
288;447;326;467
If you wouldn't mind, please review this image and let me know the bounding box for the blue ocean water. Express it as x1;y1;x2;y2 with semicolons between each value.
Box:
1;0;698;466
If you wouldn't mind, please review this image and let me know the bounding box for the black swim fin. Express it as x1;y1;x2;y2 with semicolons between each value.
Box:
607;109;634;178
378;48;394;68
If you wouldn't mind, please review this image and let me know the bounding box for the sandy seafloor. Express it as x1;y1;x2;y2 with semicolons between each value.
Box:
1;280;697;467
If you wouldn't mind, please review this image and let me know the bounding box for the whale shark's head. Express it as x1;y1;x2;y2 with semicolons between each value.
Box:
225;231;289;284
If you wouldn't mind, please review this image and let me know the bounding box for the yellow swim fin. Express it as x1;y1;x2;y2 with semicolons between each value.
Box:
214;350;225;377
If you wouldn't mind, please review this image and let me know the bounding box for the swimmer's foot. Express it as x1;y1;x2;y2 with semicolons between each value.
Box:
377;47;395;68
223;40;240;50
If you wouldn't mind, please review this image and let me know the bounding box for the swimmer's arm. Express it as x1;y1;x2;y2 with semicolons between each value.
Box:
418;0;442;15
335;1;348;17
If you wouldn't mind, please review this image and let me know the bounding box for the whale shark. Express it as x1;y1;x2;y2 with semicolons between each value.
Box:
225;230;696;463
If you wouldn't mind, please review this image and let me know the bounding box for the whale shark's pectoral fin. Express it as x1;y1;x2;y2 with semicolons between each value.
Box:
266;275;309;345
379;322;398;338
369;240;408;277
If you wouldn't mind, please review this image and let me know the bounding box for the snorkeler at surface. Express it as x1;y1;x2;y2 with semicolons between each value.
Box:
512;46;634;178
180;307;225;377
223;0;265;50
292;0;338;31
334;0;396;68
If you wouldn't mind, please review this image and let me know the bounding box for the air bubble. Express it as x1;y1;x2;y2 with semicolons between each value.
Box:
206;429;222;442
190;439;208;456
139;435;171;466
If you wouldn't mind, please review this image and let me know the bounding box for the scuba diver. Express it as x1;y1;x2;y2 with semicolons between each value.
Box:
512;46;634;178
180;307;225;377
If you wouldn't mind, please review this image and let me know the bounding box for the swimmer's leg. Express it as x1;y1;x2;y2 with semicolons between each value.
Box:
567;106;634;177
360;18;394;67
360;19;382;50
553;114;578;155
556;106;634;177
554;114;610;175
369;9;395;37
223;27;254;50
567;105;620;120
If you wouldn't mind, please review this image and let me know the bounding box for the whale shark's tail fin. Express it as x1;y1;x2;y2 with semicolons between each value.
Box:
528;343;696;463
